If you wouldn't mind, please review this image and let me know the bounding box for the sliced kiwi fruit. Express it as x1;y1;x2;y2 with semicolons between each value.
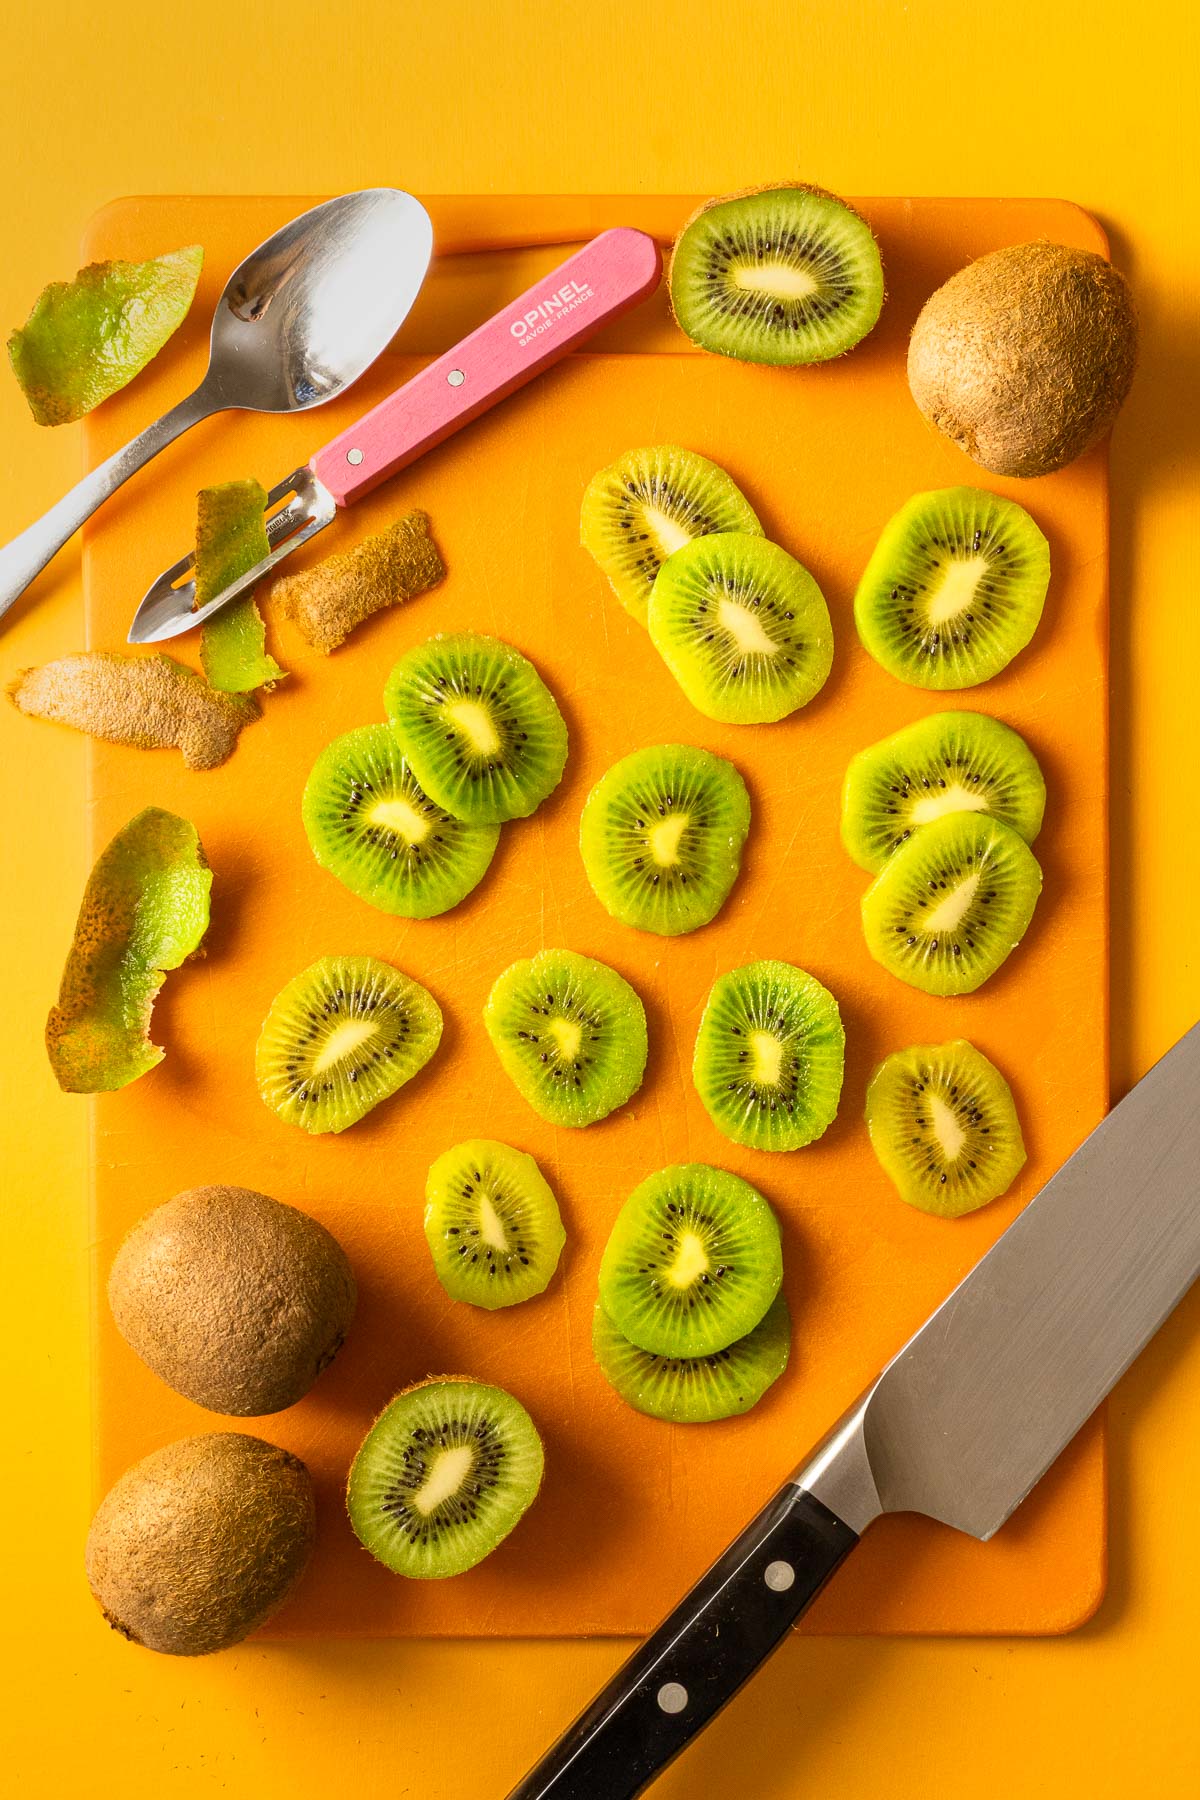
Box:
483;948;647;1128
592;1292;790;1424
866;1040;1027;1217
580;444;762;624
598;1163;782;1358
579;743;751;936
346;1377;543;1578
302;724;499;919
854;487;1050;689
648;532;833;723
384;632;567;824
424;1139;566;1309
861;812;1042;996
841;710;1047;873
256;954;442;1134
669;185;884;365
693;960;844;1152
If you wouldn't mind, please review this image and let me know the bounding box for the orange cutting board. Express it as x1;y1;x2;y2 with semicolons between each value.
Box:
79;195;1108;1638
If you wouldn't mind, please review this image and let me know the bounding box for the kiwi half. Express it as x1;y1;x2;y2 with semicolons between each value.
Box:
866;1040;1027;1217
861;812;1042;996
592;1293;791;1424
854;487;1050;689
256;954;442;1134
384;632;568;824
579;743;751;936
649;532;833;724
841;710;1046;873
580;444;762;625
424;1140;566;1309
303;724;499;918
670;185;885;365
484;948;647;1128
347;1378;544;1578
598;1163;782;1358
693;961;844;1152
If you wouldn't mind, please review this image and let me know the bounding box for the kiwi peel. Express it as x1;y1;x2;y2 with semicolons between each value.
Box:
669;185;884;366
256;953;442;1134
841;710;1046;873
274;511;445;654
579;743;751;936
580;444;762;624
302;724;500;919
346;1377;544;1578
108;1185;357;1415
195;479;285;694
866;1040;1026;1217
47;807;211;1094
693;960;844;1152
425;1140;566;1309
592;1293;790;1424
483;948;647;1128
85;1433;315;1655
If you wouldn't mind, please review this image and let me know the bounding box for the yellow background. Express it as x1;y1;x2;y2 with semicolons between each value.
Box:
1;1;1196;1793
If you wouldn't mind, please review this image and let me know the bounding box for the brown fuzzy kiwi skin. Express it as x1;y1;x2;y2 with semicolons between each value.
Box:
907;241;1138;478
85;1433;315;1656
108;1185;356;1416
667;183;886;356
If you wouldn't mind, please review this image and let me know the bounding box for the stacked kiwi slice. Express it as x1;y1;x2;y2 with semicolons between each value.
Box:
593;1164;790;1423
866;1040;1027;1218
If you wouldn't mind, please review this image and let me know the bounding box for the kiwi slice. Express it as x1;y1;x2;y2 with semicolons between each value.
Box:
598;1163;782;1358
483;948;647;1128
592;1293;790;1424
854;488;1050;689
669;185;884;365
841;710;1047;873
580;444;763;625
579;743;751;936
256;954;442;1134
384;632;568;824
861;812;1042;996
692;960;844;1152
424;1139;566;1309
346;1378;543;1578
302;725;499;919
866;1040;1027;1218
648;532;833;724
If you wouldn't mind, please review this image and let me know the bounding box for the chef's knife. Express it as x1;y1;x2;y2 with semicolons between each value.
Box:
509;1021;1200;1799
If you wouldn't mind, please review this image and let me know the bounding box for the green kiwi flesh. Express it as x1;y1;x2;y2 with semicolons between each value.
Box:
866;1040;1027;1217
256;954;442;1134
649;533;834;723
592;1293;791;1424
580;443;762;624
861;812;1042;996
854;487;1050;689
579;743;751;936
384;632;568;823
302;724;500;918
424;1139;566;1309
670;185;885;365
598;1163;782;1358
693;960;844;1152
346;1378;543;1578
483;948;647;1128
841;710;1046;873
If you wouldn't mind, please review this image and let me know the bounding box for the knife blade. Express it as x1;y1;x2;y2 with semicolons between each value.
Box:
509;1021;1200;1800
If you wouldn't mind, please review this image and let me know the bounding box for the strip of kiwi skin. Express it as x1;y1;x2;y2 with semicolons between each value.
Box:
592;1294;791;1424
9;652;259;770
865;1040;1026;1218
424;1139;566;1309
841;709;1047;874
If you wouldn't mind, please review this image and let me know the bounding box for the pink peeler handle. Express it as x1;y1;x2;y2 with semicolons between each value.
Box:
311;227;663;507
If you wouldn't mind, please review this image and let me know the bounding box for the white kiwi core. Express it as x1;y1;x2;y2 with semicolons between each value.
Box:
717;596;779;655
667;1229;710;1289
413;1444;474;1515
313;1019;377;1074
447;699;501;757
923;872;982;934
370;796;432;843
926;556;989;625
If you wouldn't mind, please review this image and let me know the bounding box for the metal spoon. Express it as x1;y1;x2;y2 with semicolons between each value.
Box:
0;188;433;627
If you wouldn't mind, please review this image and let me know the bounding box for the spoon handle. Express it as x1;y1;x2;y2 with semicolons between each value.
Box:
0;385;218;625
311;228;663;508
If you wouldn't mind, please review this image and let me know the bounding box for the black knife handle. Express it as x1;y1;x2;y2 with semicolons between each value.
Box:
505;1484;857;1800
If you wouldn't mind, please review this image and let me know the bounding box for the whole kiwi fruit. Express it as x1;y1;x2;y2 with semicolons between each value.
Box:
907;241;1137;477
85;1432;315;1655
108;1184;356;1415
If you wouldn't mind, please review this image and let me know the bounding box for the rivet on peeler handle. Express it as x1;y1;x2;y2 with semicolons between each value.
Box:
447;369;465;386
346;448;364;465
